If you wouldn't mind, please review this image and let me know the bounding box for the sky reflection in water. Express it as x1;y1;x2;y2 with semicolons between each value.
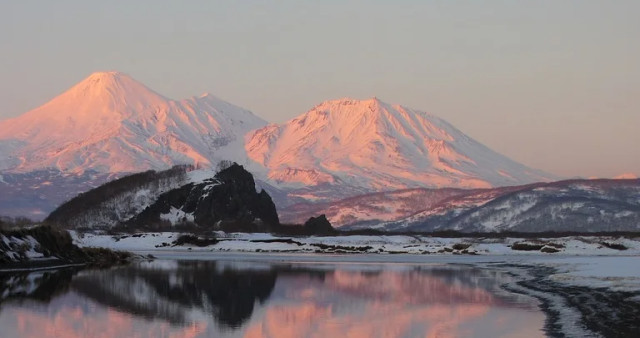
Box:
0;259;545;337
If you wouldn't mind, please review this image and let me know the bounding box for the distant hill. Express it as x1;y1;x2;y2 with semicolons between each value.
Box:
283;179;640;233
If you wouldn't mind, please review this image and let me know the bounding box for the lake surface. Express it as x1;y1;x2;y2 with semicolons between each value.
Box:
0;255;546;337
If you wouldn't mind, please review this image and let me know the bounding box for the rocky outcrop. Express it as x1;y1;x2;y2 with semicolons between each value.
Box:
129;164;280;232
303;215;335;235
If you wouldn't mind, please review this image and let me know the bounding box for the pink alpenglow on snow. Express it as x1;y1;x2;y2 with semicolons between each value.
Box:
246;97;555;191
0;71;267;174
614;173;638;179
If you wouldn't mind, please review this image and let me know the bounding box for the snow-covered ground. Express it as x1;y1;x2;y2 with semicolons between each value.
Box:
70;231;640;256
536;256;640;292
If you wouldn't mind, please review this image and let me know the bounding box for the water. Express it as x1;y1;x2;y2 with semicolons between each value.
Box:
0;255;546;337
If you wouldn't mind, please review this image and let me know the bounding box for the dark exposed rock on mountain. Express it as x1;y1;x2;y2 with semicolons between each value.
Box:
303;215;335;235
129;164;280;231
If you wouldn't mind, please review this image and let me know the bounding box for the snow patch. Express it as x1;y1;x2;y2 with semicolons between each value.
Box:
160;207;195;225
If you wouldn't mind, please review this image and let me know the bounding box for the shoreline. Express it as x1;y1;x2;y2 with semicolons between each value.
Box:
502;263;640;337
71;231;640;256
0;260;86;273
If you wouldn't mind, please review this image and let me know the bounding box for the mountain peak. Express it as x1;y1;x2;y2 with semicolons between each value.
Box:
247;97;555;192
614;173;638;179
316;96;384;108
80;71;136;89
67;71;166;101
0;71;268;173
87;70;125;79
307;97;389;122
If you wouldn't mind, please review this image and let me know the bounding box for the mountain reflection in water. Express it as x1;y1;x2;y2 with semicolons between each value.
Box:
0;259;545;337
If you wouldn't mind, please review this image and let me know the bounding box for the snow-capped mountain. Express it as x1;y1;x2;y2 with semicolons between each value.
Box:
246;98;554;202
0;71;267;173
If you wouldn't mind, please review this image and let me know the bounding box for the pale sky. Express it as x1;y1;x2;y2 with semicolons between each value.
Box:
0;1;638;178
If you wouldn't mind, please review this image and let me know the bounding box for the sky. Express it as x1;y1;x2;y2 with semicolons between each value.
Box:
0;0;638;178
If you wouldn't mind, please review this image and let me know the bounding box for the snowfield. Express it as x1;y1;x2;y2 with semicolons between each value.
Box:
540;256;640;291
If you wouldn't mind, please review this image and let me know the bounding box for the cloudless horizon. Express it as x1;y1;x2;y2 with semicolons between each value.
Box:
1;1;638;178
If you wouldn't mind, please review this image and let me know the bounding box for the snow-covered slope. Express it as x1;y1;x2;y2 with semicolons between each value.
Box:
444;179;640;232
0;71;267;173
246;98;554;200
43;166;205;230
282;178;640;232
280;188;468;226
349;179;640;233
281;184;534;228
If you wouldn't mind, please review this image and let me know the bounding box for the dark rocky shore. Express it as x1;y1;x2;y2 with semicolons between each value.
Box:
0;225;135;271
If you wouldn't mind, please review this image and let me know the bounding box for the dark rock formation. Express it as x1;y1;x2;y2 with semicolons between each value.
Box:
130;164;280;232
303;214;335;235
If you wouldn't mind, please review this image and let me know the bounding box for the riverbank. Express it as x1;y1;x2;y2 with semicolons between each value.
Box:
71;231;640;256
